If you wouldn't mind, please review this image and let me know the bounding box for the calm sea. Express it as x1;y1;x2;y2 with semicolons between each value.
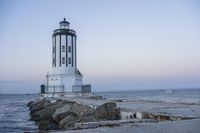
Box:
0;94;38;133
0;89;200;133
96;89;200;105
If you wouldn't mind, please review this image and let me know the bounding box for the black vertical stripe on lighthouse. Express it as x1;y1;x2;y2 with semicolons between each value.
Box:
55;36;56;67
75;36;77;68
72;35;74;67
66;35;68;67
52;36;53;67
59;35;61;67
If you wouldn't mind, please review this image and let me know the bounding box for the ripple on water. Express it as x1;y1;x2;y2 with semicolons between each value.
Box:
0;94;38;133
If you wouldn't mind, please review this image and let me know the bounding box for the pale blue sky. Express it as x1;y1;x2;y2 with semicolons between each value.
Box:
0;0;200;93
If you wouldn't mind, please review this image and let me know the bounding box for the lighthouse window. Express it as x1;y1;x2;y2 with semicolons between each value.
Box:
69;57;71;64
62;45;65;52
62;57;65;64
68;46;71;53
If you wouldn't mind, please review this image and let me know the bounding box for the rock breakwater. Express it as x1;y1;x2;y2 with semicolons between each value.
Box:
27;98;120;131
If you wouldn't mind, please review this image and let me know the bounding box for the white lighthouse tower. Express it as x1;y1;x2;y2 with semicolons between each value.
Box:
45;18;91;97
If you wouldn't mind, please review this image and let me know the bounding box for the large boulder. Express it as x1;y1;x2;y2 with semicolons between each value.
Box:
58;103;96;129
30;98;51;115
31;100;65;122
78;115;99;123
70;103;95;117
54;111;71;123
27;101;34;108
95;102;120;120
53;104;72;122
39;119;58;130
31;108;55;122
59;112;79;129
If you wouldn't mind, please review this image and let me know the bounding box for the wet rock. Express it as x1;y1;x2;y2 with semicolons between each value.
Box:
95;102;120;120
31;108;55;122
54;111;71;123
53;104;72;119
62;100;76;105
39;119;58;130
71;103;95;117
31;100;67;121
59;112;79;129
157;115;170;121
30;99;51;115
78;115;99;123
27;101;34;107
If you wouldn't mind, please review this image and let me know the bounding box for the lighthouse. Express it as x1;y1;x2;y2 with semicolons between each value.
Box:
44;18;91;97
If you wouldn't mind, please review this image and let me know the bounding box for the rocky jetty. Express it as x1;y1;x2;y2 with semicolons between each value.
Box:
27;98;120;131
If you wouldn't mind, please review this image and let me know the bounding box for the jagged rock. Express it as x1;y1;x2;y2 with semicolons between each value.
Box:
30;99;51;115
59;112;78;129
39;119;58;130
62;100;76;105
46;100;65;111
31;108;55;122
32;99;66;114
54;111;71;123
70;103;95;117
53;104;72;119
31;100;65;122
95;102;120;120
78;115;99;123
27;101;34;107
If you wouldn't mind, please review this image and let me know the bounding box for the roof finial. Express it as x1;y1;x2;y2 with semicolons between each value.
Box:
64;18;66;21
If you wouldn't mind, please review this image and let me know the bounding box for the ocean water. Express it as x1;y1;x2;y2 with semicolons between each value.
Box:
96;89;200;105
0;89;200;133
0;94;38;133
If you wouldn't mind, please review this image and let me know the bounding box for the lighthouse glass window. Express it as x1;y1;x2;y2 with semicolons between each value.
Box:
62;45;65;52
68;46;71;53
62;57;65;64
69;57;71;64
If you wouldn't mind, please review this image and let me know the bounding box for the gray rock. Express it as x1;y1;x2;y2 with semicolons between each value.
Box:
71;103;95;117
53;104;72;119
59;112;78;129
30;98;51;115
27;101;34;107
31;108;55;122
54;111;71;123
46;100;65;111
95;102;120;120
39;119;58;130
62;100;76;105
31;100;65;122
78;115;99;123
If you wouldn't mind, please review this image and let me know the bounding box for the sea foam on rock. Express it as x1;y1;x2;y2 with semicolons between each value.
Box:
27;98;120;130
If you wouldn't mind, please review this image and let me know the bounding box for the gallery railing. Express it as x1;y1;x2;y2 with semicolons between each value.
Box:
72;84;91;93
45;85;65;94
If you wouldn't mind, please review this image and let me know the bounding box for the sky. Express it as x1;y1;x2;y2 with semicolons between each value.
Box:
0;0;200;94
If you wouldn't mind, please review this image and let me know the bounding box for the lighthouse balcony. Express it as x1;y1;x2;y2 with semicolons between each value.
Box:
72;84;91;93
45;85;65;93
53;29;76;34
